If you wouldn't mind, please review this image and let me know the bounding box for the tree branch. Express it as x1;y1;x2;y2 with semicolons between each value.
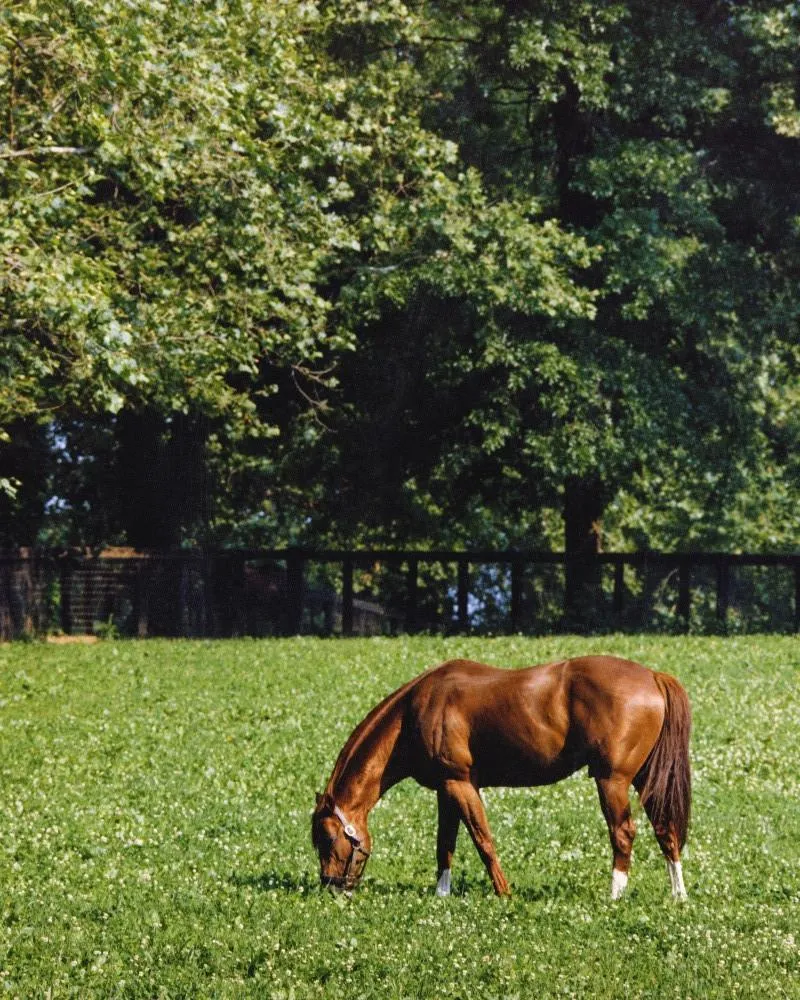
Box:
0;145;92;160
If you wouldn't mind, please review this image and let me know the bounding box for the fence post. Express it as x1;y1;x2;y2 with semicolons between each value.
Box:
59;555;74;635
457;558;469;633
285;549;305;635
0;560;10;641
678;558;691;626
406;557;418;634
134;560;150;638
200;553;210;638
612;559;624;623
794;563;800;634
716;558;730;628
179;556;191;637
342;556;354;637
510;558;523;633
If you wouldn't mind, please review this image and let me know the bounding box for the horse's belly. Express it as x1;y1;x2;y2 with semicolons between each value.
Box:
471;739;585;788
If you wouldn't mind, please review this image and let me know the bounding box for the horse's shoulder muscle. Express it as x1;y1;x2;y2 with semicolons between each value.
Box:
405;661;485;764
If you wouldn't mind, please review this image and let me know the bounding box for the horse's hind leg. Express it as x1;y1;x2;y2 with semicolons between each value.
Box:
595;776;637;900
441;779;510;896
632;776;687;901
435;789;460;896
665;853;687;900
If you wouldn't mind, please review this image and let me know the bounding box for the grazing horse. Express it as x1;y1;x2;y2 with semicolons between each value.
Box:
312;656;691;900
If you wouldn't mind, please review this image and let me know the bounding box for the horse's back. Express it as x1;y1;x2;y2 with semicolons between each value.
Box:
562;655;666;711
411;655;664;710
406;656;669;787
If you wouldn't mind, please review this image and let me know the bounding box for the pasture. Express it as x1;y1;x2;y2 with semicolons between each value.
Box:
0;635;798;999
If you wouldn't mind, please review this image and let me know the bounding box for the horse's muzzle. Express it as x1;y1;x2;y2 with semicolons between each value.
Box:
321;873;360;893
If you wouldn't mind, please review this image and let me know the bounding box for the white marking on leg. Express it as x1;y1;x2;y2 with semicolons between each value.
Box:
610;868;628;900
667;859;687;900
436;868;451;897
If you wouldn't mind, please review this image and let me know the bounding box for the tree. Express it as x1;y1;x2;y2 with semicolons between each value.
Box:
300;1;800;581
1;0;354;539
1;0;596;546
1;0;798;580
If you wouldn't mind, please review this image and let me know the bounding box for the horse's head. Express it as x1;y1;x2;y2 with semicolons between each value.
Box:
311;793;371;891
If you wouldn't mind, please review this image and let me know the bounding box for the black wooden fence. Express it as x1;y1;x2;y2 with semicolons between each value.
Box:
1;548;798;640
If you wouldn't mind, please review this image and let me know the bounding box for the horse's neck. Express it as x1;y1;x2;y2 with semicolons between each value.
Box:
328;693;408;819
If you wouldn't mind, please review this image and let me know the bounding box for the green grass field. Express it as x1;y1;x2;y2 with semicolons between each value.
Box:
1;635;798;999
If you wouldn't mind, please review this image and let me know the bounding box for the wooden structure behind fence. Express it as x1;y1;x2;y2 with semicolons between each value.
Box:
1;547;798;640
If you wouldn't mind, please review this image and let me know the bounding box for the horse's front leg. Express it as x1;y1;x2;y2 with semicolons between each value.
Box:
441;779;510;896
435;788;460;896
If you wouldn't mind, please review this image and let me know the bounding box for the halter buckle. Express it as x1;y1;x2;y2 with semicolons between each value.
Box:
333;805;362;845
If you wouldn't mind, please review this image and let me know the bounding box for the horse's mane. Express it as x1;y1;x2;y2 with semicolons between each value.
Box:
325;666;434;794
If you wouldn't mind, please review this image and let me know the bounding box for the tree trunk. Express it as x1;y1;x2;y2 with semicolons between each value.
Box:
114;410;209;549
551;73;606;626
563;475;604;626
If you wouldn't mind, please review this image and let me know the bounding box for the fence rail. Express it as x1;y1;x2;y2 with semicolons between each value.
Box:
1;548;798;640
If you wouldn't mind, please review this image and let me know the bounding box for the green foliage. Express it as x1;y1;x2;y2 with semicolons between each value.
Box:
0;635;798;997
1;1;799;550
2;0;357;429
1;0;596;546
301;0;800;551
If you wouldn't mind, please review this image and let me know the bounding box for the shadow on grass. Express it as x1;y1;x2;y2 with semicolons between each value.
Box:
231;869;588;901
229;870;428;897
230;870;313;892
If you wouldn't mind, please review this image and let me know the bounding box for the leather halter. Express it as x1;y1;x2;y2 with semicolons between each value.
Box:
321;805;371;890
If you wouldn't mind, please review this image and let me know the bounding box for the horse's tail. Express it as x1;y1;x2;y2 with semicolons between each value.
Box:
636;672;692;849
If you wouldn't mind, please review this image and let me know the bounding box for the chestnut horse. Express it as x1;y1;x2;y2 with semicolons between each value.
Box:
312;656;691;900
